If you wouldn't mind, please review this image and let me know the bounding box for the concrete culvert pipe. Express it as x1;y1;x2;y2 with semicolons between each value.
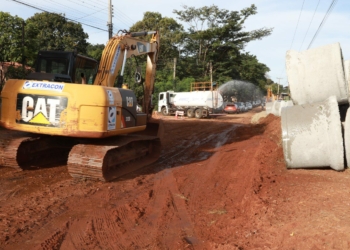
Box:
343;108;350;168
286;43;349;105
281;95;344;171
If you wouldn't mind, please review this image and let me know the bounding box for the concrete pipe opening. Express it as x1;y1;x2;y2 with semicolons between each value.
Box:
343;108;350;167
281;95;344;171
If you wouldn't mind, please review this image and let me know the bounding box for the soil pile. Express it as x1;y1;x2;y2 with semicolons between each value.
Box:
0;110;349;249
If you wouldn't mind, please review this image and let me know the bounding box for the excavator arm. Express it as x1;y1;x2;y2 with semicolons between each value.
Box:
94;31;159;118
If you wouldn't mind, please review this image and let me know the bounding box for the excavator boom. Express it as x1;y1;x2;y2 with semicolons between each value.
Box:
94;31;159;117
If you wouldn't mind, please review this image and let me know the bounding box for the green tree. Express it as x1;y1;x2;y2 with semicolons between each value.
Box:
25;12;89;65
126;12;185;105
0;12;24;63
86;43;105;61
238;53;270;84
5;64;32;80
130;12;185;85
173;4;273;84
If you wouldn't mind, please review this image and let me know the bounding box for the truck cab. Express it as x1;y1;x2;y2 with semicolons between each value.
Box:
158;91;175;116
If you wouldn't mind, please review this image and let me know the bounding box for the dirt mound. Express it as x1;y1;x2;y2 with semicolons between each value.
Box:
1;110;349;249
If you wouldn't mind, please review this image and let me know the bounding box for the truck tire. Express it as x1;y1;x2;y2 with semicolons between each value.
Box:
161;107;169;116
194;108;203;119
187;109;195;118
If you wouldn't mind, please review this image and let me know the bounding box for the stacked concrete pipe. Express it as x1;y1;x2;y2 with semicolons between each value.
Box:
281;96;344;170
282;42;349;170
286;43;348;105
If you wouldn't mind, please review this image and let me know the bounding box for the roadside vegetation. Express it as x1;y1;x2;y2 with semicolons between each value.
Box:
0;5;286;100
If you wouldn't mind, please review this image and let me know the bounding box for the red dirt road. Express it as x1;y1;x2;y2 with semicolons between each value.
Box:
1;108;350;249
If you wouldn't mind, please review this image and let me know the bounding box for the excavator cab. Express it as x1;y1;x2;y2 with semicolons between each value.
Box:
27;51;98;84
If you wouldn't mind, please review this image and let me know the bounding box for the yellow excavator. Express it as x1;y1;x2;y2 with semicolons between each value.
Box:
0;30;161;181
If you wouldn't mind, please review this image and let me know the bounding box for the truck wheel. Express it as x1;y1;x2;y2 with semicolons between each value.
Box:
161;107;169;116
195;108;203;119
187;109;195;118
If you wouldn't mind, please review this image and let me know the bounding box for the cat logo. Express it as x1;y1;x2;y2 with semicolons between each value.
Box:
17;94;68;127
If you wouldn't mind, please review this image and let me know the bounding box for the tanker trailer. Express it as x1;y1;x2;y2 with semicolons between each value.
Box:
158;90;224;118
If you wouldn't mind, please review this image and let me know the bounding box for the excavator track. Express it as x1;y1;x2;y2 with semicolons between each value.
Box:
0;129;76;170
67;135;161;181
0;130;160;181
0;121;161;181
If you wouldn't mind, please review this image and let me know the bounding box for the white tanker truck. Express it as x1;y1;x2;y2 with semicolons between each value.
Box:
158;90;224;119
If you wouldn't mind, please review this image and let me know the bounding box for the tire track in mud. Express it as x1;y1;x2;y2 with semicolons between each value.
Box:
62;169;204;249
99;169;189;249
60;213;124;250
68;173;179;249
21;197;126;250
162;168;203;248
32;172;192;249
42;186;138;249
158;123;240;167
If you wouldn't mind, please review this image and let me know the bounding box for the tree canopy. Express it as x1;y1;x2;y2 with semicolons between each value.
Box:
172;4;273;84
0;11;89;66
86;43;105;61
0;12;24;63
0;4;275;101
25;12;88;65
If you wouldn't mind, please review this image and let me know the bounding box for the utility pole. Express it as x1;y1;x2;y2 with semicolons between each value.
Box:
277;77;283;97
210;61;213;91
22;21;26;73
173;58;177;90
107;0;113;39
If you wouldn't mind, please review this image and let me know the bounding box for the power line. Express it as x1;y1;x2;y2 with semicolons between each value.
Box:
35;0;109;27
299;0;321;51
71;8;108;22
9;0;137;33
57;0;136;29
10;0;108;31
289;0;306;50
307;0;338;49
114;9;136;27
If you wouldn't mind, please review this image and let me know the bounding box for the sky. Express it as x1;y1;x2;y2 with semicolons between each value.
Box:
2;0;350;86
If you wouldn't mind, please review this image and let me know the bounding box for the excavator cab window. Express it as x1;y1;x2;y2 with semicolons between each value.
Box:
38;57;69;74
35;51;71;75
31;51;98;84
74;55;98;84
